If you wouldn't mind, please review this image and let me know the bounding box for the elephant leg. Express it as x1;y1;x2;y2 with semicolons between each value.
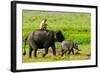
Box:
34;48;38;58
71;48;74;55
29;46;33;58
68;49;71;54
65;50;67;56
51;44;56;56
29;41;38;58
52;48;56;56
61;49;65;56
68;46;73;55
43;48;48;57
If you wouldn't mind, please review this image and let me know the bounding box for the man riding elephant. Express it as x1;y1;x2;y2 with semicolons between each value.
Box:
39;19;48;30
23;29;65;58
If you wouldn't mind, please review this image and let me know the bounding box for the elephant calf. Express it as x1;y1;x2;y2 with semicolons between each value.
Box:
61;40;80;56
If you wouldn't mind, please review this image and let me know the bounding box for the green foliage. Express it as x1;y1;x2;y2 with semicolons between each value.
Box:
22;10;91;48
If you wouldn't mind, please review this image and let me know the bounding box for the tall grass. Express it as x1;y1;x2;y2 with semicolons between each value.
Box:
22;10;91;48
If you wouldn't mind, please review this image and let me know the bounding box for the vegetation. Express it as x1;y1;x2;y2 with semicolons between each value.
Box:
22;10;91;62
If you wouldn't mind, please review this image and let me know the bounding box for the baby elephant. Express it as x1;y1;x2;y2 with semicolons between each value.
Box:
61;40;80;56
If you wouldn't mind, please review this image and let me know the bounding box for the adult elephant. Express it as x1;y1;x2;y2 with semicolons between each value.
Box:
23;30;65;58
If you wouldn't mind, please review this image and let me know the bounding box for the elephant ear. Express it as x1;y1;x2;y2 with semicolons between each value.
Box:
57;30;61;34
56;30;61;36
55;30;65;42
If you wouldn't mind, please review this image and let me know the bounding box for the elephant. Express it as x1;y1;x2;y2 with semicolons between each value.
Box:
61;40;81;56
23;29;65;58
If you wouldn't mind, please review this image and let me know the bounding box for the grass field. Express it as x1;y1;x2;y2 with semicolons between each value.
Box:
22;10;91;63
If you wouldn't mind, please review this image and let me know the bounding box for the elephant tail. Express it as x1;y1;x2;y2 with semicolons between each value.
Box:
23;36;28;56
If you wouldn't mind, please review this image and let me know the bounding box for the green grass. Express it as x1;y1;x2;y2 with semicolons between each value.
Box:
22;10;91;62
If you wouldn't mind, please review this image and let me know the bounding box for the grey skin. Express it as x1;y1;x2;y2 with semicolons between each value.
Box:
61;40;80;56
23;30;65;58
